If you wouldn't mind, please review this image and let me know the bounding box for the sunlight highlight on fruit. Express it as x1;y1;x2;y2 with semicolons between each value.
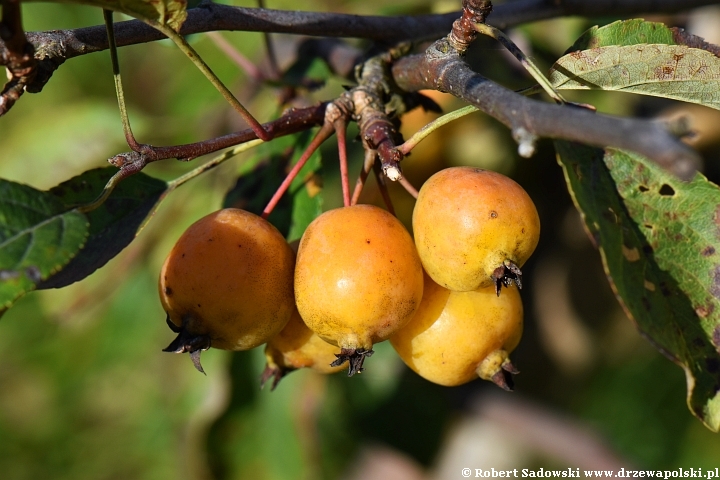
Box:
294;204;425;376
413;167;540;294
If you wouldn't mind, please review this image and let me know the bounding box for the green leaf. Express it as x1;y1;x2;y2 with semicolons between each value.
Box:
566;19;676;52
555;141;720;431
551;19;720;110
564;18;720;54
26;0;188;31
0;180;89;311
38;167;168;289
549;44;720;110
223;131;323;241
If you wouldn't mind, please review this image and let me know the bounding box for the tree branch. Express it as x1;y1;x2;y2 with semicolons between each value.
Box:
3;0;706;171
107;102;327;175
489;0;719;29
2;0;717;128
11;0;719;95
391;40;701;179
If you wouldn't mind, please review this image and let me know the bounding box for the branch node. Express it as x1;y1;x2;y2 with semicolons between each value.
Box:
350;86;405;182
108;151;141;168
107;151;149;178
0;0;37;116
448;0;493;54
326;96;353;124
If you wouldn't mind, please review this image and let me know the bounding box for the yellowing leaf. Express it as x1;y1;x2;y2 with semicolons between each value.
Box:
555;142;720;431
550;44;720;110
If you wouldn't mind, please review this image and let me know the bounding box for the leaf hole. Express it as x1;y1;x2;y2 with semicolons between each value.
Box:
659;184;675;196
638;185;650;192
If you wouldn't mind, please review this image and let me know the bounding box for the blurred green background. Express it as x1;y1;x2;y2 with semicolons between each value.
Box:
3;1;720;479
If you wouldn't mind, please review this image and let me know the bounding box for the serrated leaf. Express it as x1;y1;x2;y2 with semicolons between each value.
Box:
555;141;720;431
0;180;89;311
26;0;188;31
551;19;720;110
223;131;322;241
37;167;168;289
549;43;720;110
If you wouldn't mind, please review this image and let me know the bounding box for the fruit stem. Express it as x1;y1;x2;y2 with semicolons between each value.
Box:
351;149;377;205
398;176;419;199
334;118;352;207
262;121;335;219
330;348;374;376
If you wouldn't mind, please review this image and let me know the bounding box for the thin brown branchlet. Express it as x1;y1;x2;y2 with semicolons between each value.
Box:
0;0;36;115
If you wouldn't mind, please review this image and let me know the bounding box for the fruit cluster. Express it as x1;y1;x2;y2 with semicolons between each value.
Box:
159;167;539;390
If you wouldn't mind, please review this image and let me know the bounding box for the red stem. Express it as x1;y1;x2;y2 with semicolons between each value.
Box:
351;149;376;205
334;119;351;207
398;177;419;199
262;122;335;218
